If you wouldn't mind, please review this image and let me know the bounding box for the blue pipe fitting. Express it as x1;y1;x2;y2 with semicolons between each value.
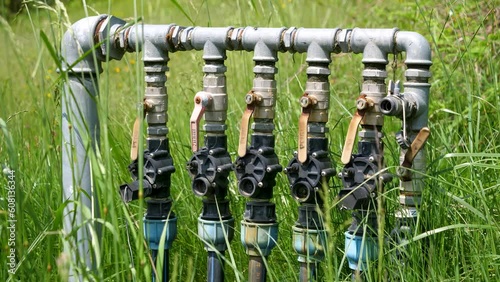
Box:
198;217;235;252
241;221;278;256
344;232;378;271
292;226;327;263
144;217;178;250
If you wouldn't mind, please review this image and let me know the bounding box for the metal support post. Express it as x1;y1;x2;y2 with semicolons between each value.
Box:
187;32;235;282
234;28;284;282
119;26;177;282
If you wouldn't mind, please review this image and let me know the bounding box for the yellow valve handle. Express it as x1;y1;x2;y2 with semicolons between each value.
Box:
341;95;372;165
238;91;261;157
341;110;365;165
298;109;310;163
190;94;209;152
130;101;150;161
298;94;315;163
238;103;255;157
401;127;430;169
130;117;141;161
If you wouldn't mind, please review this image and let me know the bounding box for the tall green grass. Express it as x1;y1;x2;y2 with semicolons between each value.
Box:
0;0;498;281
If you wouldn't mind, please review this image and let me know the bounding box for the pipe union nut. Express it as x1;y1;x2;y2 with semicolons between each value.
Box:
283;27;297;50
253;65;277;74
306;66;331;75
98;16;127;60
362;69;387;78
405;69;432;78
230;27;244;49
180;27;194;50
171;26;183;49
203;64;227;73
337;29;352;53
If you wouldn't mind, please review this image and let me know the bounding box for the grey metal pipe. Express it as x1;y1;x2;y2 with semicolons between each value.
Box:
207;251;224;282
248;256;267;282
395;31;432;66
61;15;107;281
292;28;340;62
395;31;432;225
61;15;107;73
124;24;176;54
299;262;318;282
348;28;398;64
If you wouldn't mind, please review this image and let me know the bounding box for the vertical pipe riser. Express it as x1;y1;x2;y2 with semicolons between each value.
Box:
62;76;100;278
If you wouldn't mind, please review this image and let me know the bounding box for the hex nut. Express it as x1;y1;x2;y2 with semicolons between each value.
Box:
362;69;387;78
203;65;227;73
283;27;296;50
180;27;194;50
405;69;432;78
306;66;331;75
98;16;126;60
337;29;352;53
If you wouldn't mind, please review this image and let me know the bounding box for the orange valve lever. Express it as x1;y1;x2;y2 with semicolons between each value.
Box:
190;92;212;152
130;100;151;161
238;91;260;157
341;95;371;165
298;94;316;163
401;127;430;169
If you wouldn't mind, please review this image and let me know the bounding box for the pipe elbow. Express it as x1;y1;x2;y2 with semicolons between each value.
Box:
395;31;432;66
61;15;108;73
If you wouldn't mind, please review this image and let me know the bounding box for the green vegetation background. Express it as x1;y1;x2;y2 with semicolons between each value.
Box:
0;0;499;281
